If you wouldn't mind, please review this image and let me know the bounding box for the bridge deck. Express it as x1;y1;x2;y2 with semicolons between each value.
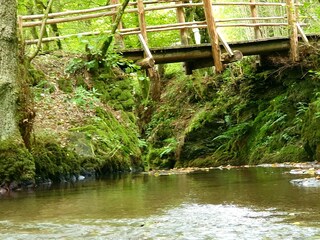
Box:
121;34;320;67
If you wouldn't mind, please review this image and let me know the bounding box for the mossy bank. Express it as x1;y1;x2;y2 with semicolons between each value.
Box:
0;52;144;185
1;49;320;185
146;53;320;169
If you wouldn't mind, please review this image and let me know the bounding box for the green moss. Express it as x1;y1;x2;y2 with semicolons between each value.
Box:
57;78;73;93
94;75;136;111
146;137;177;169
262;144;308;163
0;139;35;183
187;157;221;168
70;108;143;173
32;133;81;182
28;65;46;86
148;60;320;168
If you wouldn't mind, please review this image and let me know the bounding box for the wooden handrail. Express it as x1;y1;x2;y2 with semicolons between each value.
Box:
25;21;307;45
19;0;306;69
21;1;291;22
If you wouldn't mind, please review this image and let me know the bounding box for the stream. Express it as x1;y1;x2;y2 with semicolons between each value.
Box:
0;167;320;239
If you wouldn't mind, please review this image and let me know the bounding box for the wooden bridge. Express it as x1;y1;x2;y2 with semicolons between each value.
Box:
19;0;315;73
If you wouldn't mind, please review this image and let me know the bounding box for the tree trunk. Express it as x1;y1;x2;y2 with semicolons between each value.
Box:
0;0;21;141
100;0;130;56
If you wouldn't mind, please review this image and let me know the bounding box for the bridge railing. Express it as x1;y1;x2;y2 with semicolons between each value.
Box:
19;0;307;72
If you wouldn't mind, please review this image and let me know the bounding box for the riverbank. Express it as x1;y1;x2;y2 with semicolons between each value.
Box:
146;161;320;175
1;160;320;194
146;52;320;169
1;48;320;185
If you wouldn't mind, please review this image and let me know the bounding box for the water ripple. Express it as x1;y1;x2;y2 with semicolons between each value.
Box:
1;204;319;240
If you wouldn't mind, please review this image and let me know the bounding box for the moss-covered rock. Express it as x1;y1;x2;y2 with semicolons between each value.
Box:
32;133;81;182
94;73;136;111
0;139;35;183
69;107;143;174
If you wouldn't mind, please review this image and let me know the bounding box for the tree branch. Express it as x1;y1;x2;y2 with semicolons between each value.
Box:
28;0;54;62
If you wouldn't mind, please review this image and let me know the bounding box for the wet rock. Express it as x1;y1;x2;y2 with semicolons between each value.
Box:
78;175;85;181
290;177;320;187
0;187;8;195
289;168;320;175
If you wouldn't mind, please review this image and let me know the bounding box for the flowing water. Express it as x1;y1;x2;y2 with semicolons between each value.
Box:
1;167;320;239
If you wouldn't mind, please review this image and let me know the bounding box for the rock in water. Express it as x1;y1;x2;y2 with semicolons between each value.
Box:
78;175;85;181
290;178;320;187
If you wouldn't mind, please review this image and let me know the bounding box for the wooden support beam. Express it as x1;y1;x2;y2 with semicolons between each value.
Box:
217;31;233;57
138;33;154;60
294;0;310;49
203;0;223;73
296;23;309;45
286;0;299;62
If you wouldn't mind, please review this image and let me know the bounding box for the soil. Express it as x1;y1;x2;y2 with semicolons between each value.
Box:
31;52;100;146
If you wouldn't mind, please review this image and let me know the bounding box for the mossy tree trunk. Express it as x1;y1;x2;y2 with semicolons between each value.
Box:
0;0;21;141
0;0;35;184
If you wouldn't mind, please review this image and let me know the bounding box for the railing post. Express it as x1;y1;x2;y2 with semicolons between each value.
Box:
286;0;299;62
176;1;188;45
18;15;25;56
203;0;223;73
250;0;261;39
176;1;192;74
137;0;148;43
137;0;161;102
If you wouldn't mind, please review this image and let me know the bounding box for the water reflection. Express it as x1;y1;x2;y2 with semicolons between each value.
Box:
0;168;320;239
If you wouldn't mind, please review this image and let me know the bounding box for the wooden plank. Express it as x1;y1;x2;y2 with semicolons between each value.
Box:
121;37;298;64
120;35;319;64
203;0;222;73
286;0;299;61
